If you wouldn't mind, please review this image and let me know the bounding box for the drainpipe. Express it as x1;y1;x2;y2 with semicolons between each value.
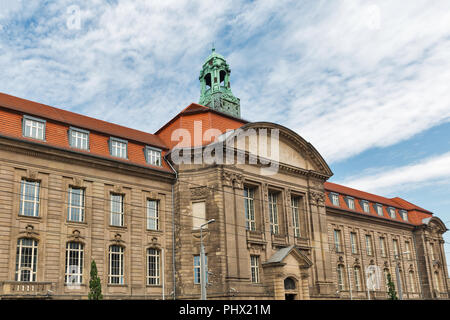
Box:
166;155;178;300
162;248;165;300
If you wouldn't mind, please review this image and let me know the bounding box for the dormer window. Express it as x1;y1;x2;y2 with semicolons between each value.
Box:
145;146;162;167
69;127;89;150
388;207;396;219
399;210;408;221
361;200;370;213
109;137;128;159
345;197;355;210
375;204;383;216
330;193;340;206
23;115;46;140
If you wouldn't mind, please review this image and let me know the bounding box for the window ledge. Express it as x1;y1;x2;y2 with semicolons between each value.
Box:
107;284;127;287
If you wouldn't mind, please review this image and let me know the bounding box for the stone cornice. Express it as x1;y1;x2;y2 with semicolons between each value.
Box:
0;135;174;183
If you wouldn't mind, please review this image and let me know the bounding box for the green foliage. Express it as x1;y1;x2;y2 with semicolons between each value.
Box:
88;260;103;300
386;273;398;300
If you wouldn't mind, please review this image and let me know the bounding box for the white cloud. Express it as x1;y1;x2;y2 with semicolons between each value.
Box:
0;0;449;165
338;151;450;194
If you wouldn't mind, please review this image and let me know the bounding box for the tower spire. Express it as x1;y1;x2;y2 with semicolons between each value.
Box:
198;47;241;118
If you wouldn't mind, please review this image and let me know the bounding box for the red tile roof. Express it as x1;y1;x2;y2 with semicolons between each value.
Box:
324;181;433;225
0;92;167;150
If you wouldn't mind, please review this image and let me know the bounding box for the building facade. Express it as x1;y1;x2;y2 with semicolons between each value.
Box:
0;49;448;299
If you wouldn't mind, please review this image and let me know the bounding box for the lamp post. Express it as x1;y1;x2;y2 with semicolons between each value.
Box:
200;219;215;300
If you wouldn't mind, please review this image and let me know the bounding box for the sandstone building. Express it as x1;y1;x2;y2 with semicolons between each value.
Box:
0;49;448;299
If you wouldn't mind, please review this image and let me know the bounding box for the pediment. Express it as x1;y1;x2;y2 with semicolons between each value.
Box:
221;122;332;177
263;245;312;269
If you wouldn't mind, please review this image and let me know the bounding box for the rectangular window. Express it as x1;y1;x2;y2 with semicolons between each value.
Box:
194;255;208;284
405;241;411;260
147;248;160;285
19;179;40;217
23;115;45;140
67;187;85;222
145;147;162;166
110;138;128;158
362;201;370;213
388;207;396;219
393;239;400;258
250;255;260;283
69;127;89;150
110;194;124;227
15;238;38;282
331;193;340;206
192;201;206;230
268;192;279;235
337;265;345;291
400;210;408;221
147;199;159;230
380;237;387;257
366;235;373;256
350;232;358;254
354;267;362;291
334;229;342;252
376;204;383;216
244;187;256;231
291;196;301;238
65;242;84;284
346;197;355;210
109;245;124;284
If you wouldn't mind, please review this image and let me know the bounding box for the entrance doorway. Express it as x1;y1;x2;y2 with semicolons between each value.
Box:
285;293;296;300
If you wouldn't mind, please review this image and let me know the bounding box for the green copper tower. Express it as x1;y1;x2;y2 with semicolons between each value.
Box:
199;47;241;118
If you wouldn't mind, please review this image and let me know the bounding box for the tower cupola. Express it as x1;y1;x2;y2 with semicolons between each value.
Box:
199;47;241;118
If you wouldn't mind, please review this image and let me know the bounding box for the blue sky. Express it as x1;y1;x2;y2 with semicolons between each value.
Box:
1;1;450;268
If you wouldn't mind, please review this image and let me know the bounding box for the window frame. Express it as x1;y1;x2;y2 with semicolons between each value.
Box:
109;137;128;159
19;179;40;217
345;196;355;210
15;238;38;282
68;127;90;150
144;146;162;167
244;187;256;231
110;193;124;227
388;207;396;219
380;237;387;257
108;245;124;284
250;255;260;283
22;115;46;141
399;210;408;221
365;234;373;256
291;196;301;238
268;192;279;235
147;248;160;285
334;229;343;253
337;264;345;291
67;186;85;222
354;266;362;291
65;241;84;284
375;203;383;216
361;200;370;213
194;254;208;284
330;192;340;206
146;199;159;231
350;232;358;254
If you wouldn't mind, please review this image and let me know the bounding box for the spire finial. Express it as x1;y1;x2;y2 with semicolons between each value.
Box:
212;41;215;52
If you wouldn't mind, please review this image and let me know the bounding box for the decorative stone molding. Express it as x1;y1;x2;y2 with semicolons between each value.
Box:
190;186;208;200
147;236;161;249
222;171;244;189
19;224;39;239
113;185;123;194
68;229;85;242
26;169;39;180
73;177;83;188
110;233;125;245
309;191;325;207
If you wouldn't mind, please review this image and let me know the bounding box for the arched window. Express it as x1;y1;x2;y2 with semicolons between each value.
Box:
408;270;416;293
353;266;362;291
337;265;346;291
147;248;160;285
284;277;296;290
15;238;38;282
65;242;84;284
109;245;124;284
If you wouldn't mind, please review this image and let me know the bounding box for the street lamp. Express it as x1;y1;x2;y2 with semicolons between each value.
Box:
200;219;215;300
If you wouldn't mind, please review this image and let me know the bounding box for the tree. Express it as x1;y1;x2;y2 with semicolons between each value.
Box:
386;273;398;300
88;260;103;300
